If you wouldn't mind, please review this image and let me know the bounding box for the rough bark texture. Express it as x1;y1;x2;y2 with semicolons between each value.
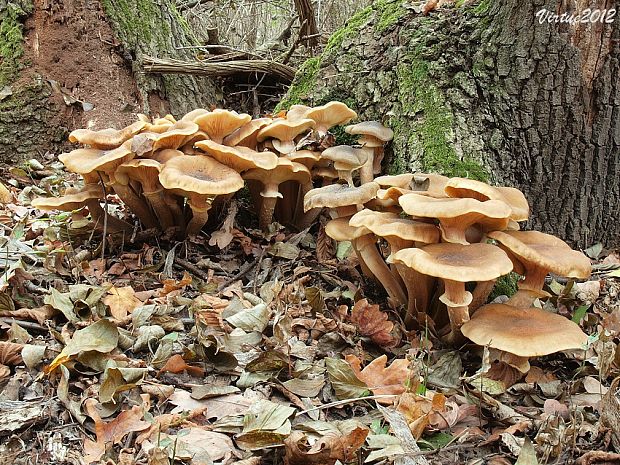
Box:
277;0;620;248
0;0;221;163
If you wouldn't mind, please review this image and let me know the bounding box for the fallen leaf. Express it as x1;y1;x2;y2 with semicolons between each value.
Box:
158;354;205;378
103;286;142;321
209;202;237;249
159;271;192;296
515;437;539;465
0;341;24;365
345;354;411;403
325;357;369;400
396;392;446;439
284;426;369;465
349;299;398;347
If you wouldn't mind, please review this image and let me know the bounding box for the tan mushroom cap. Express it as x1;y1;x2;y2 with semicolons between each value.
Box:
487;230;591;279
303;182;380;212
180;108;210;122
152;121;200;151
68;121;146;149
115;159;162;192
286;150;321;169
345;121;394;145
256;118;315;154
32;184;102;211
223;117;272;147
445;178;529;222
59;141;135;174
321;145;368;170
389;242;513;283
243;158;310;198
461;303;589;357
410;173;450;198
377;187;413;203
150;149;183;164
325;216;370;242
286;104;312;122
193;109;252;143
305;102;357;134
374;173;414;188
349;209;440;244
159;154;244;197
194;140;278;172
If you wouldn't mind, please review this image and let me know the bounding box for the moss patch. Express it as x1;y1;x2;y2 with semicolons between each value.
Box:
274;56;321;111
0;1;33;87
489;272;520;300
374;0;406;32
324;6;373;56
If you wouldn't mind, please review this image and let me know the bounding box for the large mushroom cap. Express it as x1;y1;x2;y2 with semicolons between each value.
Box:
152;121;199;151
193;109;252;143
445;178;530;222
159;154;244;196
286;150;322;169
321;145;368;171
194;140;278;172
59;141;135;174
223;117;273;147
374;173;414;188
325;216;370;241
115;159;162;191
487;230;591;279
32;185;102;211
303;182;380;212
389;242;513;282
256;119;315;154
461;303;589;357
286;104;312;122
349;209;440;244
345;121;393;145
180;108;210;122
410;173;450;198
305;102;357;134
68;121;146;149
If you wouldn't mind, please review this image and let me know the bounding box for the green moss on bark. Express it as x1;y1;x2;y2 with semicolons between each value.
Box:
0;1;32;86
274;57;321;111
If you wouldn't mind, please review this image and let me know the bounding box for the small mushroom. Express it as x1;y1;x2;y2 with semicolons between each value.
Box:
461;303;589;357
303;182;380;218
345;121;394;183
68;121;146;149
304;101;357;136
194;140;278;172
193;109;252;143
320;145;369;187
389;243;513;343
256;119;315;155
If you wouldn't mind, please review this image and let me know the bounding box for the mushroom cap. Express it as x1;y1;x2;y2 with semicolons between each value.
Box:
321;145;369;171
32;184;102;211
399;193;511;226
180;108;210;122
150;149;183;164
374;173;414;188
376;187;413;203
223;117;273;147
152;121;200;151
115;159;162;192
194;140;278;172
487;230;591;279
243;158;311;198
345;121;393;142
349;209;440;244
68;121;146;149
286;104;312;122
445;178;530;222
159;154;244;196
303;182;380;212
193;109;252;142
286;150;322;169
410;173;450;198
389;242;513;282
325;216;370;242
256;118;315;144
304;102;357;132
59;141;135;174
461;304;589;357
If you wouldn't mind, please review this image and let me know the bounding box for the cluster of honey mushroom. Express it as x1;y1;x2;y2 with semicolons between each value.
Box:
32;101;593;369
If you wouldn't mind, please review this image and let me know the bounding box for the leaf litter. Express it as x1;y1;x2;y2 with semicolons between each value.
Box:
1;166;620;465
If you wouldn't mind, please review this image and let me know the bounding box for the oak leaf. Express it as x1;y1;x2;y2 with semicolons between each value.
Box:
349;299;398;347
284;426;369;465
345;354;411;403
103;286;143;321
396;392;446;439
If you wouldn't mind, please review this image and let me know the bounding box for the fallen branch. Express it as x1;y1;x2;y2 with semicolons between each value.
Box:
143;56;296;82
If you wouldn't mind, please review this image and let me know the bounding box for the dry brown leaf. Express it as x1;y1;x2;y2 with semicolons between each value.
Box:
486;361;524;389
103;286;143;321
136;409;207;444
576;450;620;465
209;201;237;249
0;305;55;325
345;354;411;403
316;222;334;262
396;392;446;439
157;354;205;378
83;398;150;463
0;341;24;365
159;271;192;297
0;364;10;384
600;377;620;451
525;366;557;384
349;299;398;347
284;426;369;465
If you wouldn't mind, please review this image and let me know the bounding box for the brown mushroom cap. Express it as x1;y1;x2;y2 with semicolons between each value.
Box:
376;187;413;203
461;303;589;357
374;173;414;188
303;182;380;212
445;178;530;222
115;159;162;193
321;145;369;186
223;117;273;147
193;109;252;143
243;158;311;198
286;150;322;169
325;216;370;241
345;121;394;145
286;104;312;122
194;140;278;172
152;121;200;151
410;173;450;198
256;119;315;154
304;102;357;134
487;230;591;280
180;108;210;122
349;209;440;244
68;121;146;149
150;149;183;164
159;154;244;197
389;243;513;283
59;141;135;174
31;184;102;211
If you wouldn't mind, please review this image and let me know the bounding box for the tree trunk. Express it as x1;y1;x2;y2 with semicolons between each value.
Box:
0;0;222;163
276;0;620;249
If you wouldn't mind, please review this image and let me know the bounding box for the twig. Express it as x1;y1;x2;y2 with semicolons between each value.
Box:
217;257;258;291
96;172;108;260
174;257;211;282
0;317;48;333
295;394;399;416
281;19;307;65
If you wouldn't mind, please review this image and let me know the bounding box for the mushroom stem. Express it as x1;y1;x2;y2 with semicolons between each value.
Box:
143;190;174;231
354;234;407;306
469;280;496;315
518;265;548;293
85;199;133;234
187;203;213;236
164;194;186;234
259;194;279;230
294;181;320;230
438;218;471;245
439;279;473;344
359;147;375;184
110;182;158;229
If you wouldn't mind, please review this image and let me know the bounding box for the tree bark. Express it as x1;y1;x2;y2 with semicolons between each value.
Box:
277;0;620;249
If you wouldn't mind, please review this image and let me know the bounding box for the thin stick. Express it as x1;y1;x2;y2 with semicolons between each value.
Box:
295;394;398;416
97;172;108;260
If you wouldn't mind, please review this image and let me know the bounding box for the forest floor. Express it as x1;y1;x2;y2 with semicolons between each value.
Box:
1;160;620;465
